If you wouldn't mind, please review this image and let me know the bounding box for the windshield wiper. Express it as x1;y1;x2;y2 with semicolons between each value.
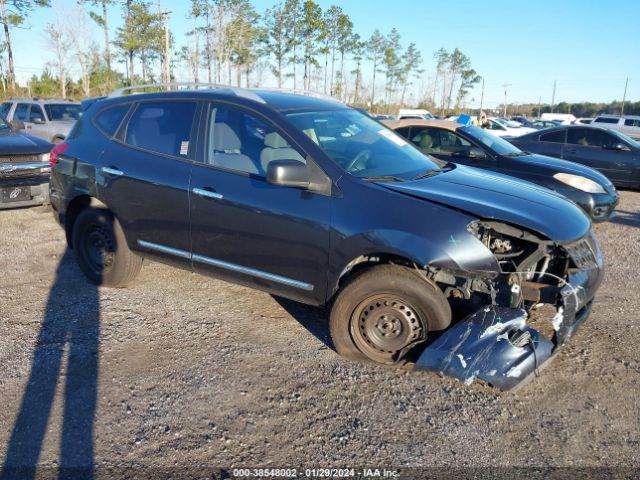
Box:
363;175;405;182
412;169;441;180
504;151;528;157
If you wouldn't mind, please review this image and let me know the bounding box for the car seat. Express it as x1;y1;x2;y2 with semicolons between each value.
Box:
260;132;305;172
210;123;259;174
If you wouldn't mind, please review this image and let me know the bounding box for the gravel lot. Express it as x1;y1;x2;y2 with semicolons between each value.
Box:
1;192;639;478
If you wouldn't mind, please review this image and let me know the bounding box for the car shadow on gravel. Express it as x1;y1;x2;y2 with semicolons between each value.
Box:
272;297;335;352
1;249;99;480
611;209;640;228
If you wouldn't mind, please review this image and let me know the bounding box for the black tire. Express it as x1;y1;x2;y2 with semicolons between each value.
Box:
71;207;142;288
330;264;451;365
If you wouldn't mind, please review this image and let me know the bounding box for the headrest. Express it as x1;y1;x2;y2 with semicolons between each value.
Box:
264;132;290;149
419;134;433;148
213;123;241;151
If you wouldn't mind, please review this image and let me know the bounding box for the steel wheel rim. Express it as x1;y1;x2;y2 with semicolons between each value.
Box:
83;224;114;275
351;295;424;363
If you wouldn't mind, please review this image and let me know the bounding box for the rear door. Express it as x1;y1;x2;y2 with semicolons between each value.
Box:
97;100;198;267
188;102;332;304
531;129;566;159
562;128;633;184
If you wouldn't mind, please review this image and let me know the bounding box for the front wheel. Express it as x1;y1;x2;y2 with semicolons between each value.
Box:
72;207;142;287
330;264;452;365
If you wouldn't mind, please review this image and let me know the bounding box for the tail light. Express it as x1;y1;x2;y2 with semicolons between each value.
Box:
50;142;69;166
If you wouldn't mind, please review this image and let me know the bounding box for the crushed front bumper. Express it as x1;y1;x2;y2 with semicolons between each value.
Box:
415;234;604;390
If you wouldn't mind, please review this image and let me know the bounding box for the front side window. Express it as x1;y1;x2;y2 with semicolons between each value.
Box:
28;106;45;123
459;126;524;156
539;130;565;143
206;104;305;176
567;128;618;148
14;103;29;121
488;120;505;131
124;101;196;157
44;103;82;121
409;127;471;156
285;108;443;180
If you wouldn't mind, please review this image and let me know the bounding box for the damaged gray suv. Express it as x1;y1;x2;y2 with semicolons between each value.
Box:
49;84;603;389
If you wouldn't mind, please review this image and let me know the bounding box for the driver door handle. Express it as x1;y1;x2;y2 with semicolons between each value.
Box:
193;187;223;200
101;166;124;176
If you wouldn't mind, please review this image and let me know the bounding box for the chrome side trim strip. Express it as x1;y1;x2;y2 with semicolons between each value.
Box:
192;187;223;200
136;239;314;291
0;162;50;174
137;240;191;259
193;254;314;291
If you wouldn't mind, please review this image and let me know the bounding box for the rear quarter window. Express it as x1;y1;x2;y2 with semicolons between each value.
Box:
94;104;131;137
624;119;640;127
539;130;565;143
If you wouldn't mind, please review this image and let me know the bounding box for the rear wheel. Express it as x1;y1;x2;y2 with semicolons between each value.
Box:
72;207;142;287
330;264;451;365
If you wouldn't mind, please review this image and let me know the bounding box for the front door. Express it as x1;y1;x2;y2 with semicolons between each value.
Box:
97;100;198;267
563;127;634;185
189;103;332;304
408;126;497;171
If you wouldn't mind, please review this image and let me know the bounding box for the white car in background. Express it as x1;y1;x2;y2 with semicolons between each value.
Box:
485;117;536;137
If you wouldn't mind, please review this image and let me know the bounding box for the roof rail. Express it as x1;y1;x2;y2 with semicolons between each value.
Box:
254;87;339;103
107;82;266;104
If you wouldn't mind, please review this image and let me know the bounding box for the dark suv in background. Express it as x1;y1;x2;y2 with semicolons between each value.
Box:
50;85;604;389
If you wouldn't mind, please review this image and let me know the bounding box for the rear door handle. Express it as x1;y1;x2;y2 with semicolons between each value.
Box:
192;187;223;200
101;166;124;176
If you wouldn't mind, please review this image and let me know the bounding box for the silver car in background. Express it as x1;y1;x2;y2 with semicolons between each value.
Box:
0;98;82;144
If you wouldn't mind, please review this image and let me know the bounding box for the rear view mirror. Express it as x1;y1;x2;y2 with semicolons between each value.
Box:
266;160;309;188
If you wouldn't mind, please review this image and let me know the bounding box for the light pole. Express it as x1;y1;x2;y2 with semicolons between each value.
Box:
621;77;629;115
501;83;511;118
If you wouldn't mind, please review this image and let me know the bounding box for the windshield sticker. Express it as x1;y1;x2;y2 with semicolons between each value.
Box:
378;129;408;147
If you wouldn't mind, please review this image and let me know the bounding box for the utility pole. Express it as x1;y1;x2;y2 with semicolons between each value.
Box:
479;77;485;117
501;83;511;118
551;80;557;112
621;77;629;115
157;2;171;84
537;96;542;118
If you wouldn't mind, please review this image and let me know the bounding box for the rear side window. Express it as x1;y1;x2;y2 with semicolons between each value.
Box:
594;117;619;124
124;101;196;157
624;118;640;127
0;102;12;117
14;103;29;121
94;104;131;137
539;130;565;143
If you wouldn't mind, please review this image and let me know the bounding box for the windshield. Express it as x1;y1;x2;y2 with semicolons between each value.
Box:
609;128;640;148
285;109;443;180
460;125;525;156
44;103;82;121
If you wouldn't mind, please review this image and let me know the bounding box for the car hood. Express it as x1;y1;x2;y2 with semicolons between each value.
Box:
510;152;613;186
382;165;591;242
0;129;52;154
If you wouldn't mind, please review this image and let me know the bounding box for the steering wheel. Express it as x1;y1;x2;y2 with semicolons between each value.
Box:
346;149;371;172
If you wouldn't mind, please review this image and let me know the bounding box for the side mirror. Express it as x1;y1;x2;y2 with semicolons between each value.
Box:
32;117;45;124
266;159;309;188
604;143;628;151
10;120;25;130
469;147;487;160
